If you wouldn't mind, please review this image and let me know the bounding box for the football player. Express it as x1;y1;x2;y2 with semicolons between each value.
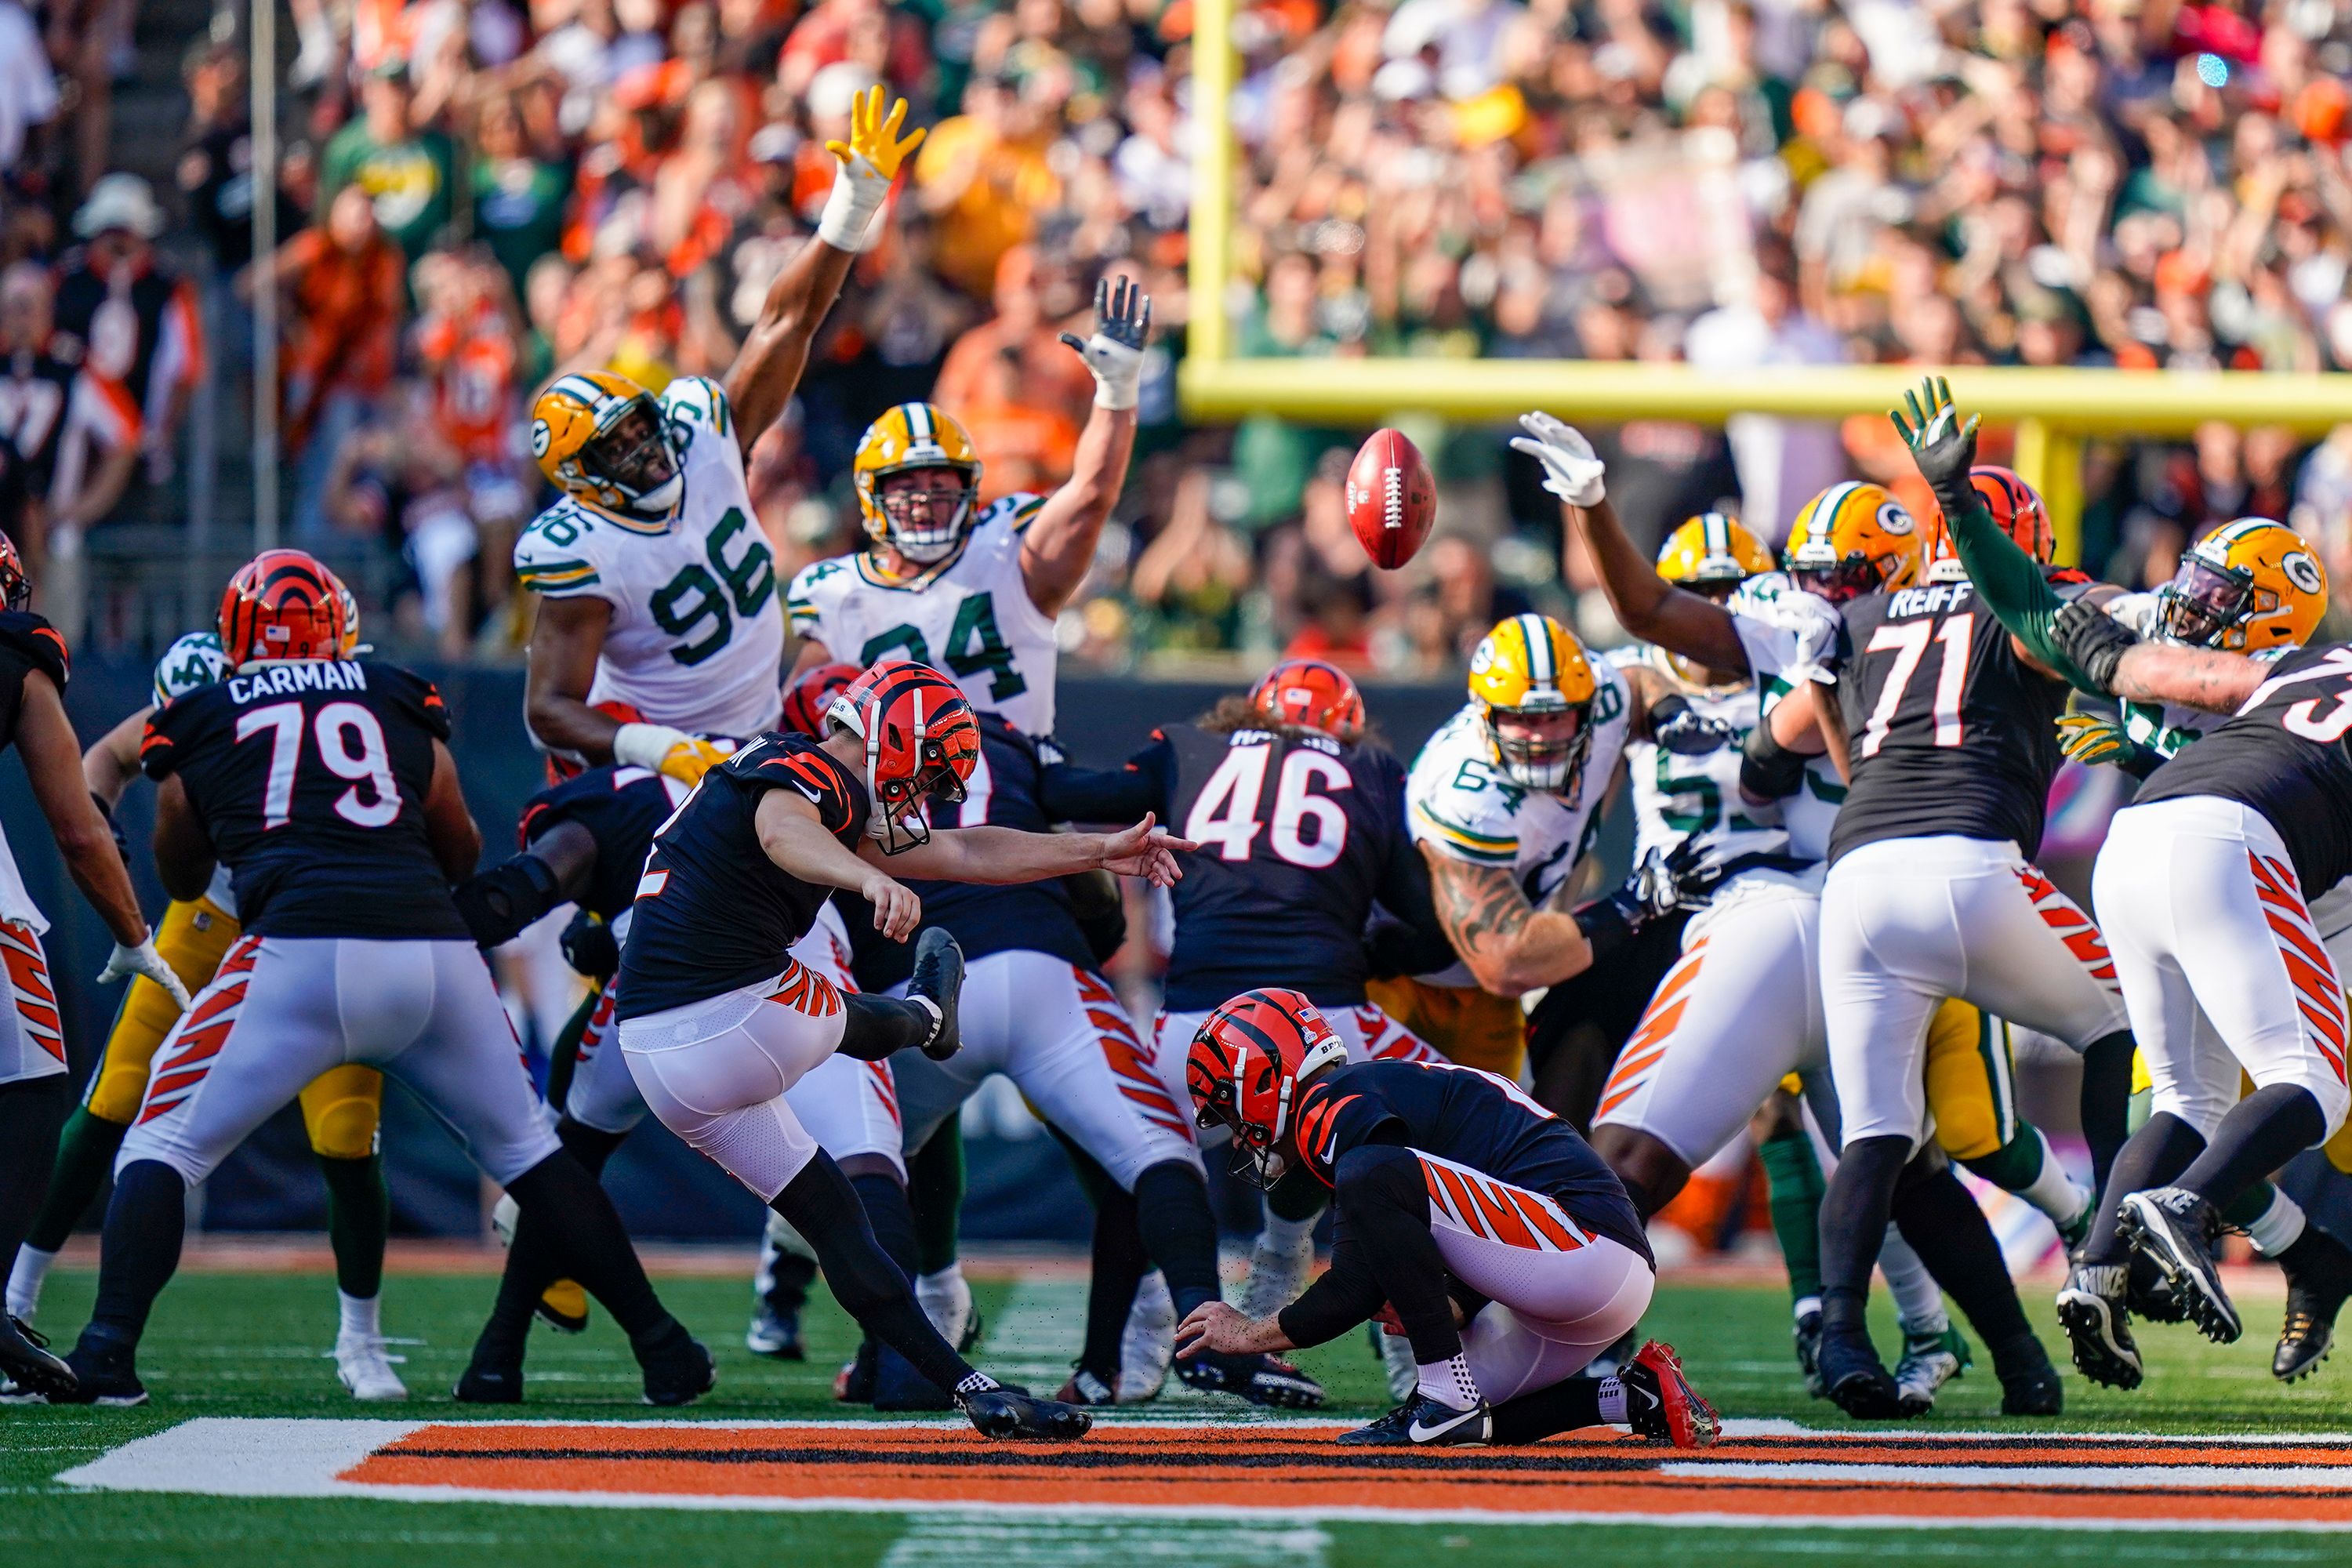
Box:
611;659;1191;1440
1174;989;1718;1450
9;604;408;1400
515;87;926;780
783;274;1151;736
0;535;187;1400
47;550;706;1407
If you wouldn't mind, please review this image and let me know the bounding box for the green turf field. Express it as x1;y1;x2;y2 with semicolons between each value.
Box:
5;1263;2348;1566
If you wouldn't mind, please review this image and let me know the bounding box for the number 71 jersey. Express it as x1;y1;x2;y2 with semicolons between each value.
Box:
785;495;1059;735
514;376;783;740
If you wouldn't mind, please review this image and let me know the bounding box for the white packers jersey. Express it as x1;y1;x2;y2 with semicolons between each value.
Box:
1729;572;1846;865
786;494;1059;735
1608;645;1786;868
514;376;784;742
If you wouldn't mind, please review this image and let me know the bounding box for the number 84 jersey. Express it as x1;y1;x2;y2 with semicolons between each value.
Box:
786;495;1059;735
513;376;783;740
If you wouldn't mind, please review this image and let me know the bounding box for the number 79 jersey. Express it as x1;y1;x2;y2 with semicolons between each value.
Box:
785;495;1059;735
513;376;784;740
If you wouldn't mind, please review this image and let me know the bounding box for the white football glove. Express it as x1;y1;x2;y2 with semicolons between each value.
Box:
1059;274;1152;411
1509;411;1608;507
612;721;695;773
100;939;193;1014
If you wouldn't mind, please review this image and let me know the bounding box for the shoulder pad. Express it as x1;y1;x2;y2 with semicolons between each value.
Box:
515;502;608;595
659;376;733;439
977;492;1049;535
0;612;68;691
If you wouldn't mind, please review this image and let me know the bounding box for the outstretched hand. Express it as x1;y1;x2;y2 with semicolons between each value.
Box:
1058;274;1152;410
1888;375;1979;494
824;85;927;183
1508;411;1607;508
1094;811;1195;886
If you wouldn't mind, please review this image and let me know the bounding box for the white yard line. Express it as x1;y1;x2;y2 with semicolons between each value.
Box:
880;1516;1329;1568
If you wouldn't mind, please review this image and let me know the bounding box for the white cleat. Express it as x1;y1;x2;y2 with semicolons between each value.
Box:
336;1334;410;1401
916;1267;975;1352
1374;1320;1419;1403
1120;1271;1175;1402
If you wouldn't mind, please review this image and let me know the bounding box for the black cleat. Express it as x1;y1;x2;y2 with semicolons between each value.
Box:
1175;1349;1325;1410
909;928;964;1061
1988;1331;2063;1417
1815;1326;1904;1420
0;1316;76;1403
635;1322;716;1407
1792;1307;1825;1399
1623;1340;1720;1447
2125;1248;2188;1323
51;1338;146;1406
1337;1395;1493;1446
2274;1226;2352;1383
2056;1264;2143;1390
964;1387;1091;1440
2120;1187;2240;1344
454;1351;525;1403
746;1302;805;1360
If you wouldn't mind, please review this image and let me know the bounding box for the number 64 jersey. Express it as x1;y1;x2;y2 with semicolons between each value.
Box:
785;494;1058;735
514;376;783;740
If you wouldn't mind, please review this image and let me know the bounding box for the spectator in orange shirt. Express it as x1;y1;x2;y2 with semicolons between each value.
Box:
955;345;1079;501
932;245;1096;432
913;75;1061;298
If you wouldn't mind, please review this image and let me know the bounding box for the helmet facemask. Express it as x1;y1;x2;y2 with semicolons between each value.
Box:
582;395;683;517
875;465;978;564
1789;549;1889;604
1486;697;1592;792
2158;554;2255;648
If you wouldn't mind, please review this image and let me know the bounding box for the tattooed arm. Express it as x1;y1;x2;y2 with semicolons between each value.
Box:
2107;642;2265;714
1419;845;1595;995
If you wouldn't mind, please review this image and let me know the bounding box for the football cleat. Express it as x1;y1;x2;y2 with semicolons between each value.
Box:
2056;1263;2144;1390
909;928;964;1061
634;1323;717;1407
746;1301;805;1360
1175;1348;1326;1410
1792;1307;1825;1398
454;1352;525;1403
1989;1332;2063;1417
2125;1248;2188;1323
335;1333;409;1402
964;1387;1092;1441
1892;1320;1972;1415
1815;1325;1904;1420
2274;1226;2352;1383
2120;1187;2240;1344
1338;1395;1493;1447
1370;1321;1418;1403
0;1315;75;1403
1623;1340;1720;1448
54;1338;147;1406
1055;1368;1121;1406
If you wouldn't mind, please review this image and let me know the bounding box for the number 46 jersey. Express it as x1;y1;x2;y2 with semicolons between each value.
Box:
514;376;783;740
786;494;1059;735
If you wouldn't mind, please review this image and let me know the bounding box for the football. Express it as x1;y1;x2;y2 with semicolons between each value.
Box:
1345;426;1436;569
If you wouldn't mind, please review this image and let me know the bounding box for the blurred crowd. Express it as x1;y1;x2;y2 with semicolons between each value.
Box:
4;0;2352;667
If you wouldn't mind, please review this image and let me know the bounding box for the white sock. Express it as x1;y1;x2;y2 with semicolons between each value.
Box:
1878;1226;1947;1334
1416;1352;1480;1412
1596;1373;1628;1425
6;1245;56;1320
1258;1206;1316;1255
2015;1128;2091;1228
338;1290;381;1341
916;1265;970;1338
2246;1188;2308;1258
1791;1293;1820;1323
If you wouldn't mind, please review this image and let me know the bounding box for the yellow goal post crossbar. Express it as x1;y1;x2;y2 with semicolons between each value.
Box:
1176;0;2352;562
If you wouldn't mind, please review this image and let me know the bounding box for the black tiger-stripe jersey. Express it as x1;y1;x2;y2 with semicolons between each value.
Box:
617;731;868;1020
140;659;464;939
518;764;687;924
1040;722;1441;1010
0;611;69;753
2136;642;2352;898
1828;568;2092;864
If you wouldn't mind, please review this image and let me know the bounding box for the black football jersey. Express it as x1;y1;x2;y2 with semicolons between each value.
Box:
0;612;68;754
616;732;869;1020
519;764;688;924
1293;1058;1650;1260
1041;723;1434;1010
1828;570;2089;864
2136;642;2352;898
140;659;464;939
0;354;80;495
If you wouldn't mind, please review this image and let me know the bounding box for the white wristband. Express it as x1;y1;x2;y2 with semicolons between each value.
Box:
613;722;691;772
816;164;889;252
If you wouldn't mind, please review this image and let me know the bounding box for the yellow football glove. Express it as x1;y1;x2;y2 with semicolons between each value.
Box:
2054;711;2131;767
657;738;732;786
817;86;927;250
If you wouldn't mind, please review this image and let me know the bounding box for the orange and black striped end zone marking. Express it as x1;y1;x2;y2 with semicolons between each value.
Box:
340;1422;2352;1526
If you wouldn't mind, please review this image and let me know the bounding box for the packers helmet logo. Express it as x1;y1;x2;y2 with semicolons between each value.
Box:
1877;501;1915;535
1469;641;1497;676
531;419;552;459
2285;551;2325;595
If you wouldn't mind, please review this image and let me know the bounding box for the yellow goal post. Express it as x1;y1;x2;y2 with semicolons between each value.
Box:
1176;0;2352;564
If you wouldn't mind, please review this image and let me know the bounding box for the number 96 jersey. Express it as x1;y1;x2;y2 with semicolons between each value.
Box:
785;494;1058;735
513;376;783;740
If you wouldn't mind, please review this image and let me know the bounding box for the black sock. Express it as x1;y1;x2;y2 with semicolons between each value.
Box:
557;1116;630;1178
2176;1084;2325;1210
1131;1160;1221;1319
1817;1134;1908;1337
501;1152;670;1341
772;1151;980;1396
1491;1375;1606;1443
2083;1112;2206;1266
909;1120;965;1277
314;1153;388;1301
25;1104;122;1255
470;1121;634;1361
1333;1145;1463;1363
1081;1182;1148;1382
1892;1163;2030;1346
0;1076;68;1283
2078;1030;2136;1196
838;992;939;1062
850;1171;946;1402
82;1159;187;1350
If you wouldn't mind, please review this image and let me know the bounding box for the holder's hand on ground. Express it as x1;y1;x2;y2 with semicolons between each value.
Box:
1509;411;1607;507
1058;275;1152;410
1175;1301;1287;1358
818;85;926;250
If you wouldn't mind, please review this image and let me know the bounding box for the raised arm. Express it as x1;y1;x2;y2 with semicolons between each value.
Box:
1019;276;1150;617
725;87;925;445
1512;411;1751;674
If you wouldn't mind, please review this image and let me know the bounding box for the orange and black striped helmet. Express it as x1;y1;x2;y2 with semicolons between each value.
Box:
1249;657;1365;742
0;533;27;612
781;661;863;739
1186;988;1347;1188
218;550;350;667
826;658;982;855
1926;464;2052;568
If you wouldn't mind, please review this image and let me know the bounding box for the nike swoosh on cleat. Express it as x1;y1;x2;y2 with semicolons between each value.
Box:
1407;1406;1483;1443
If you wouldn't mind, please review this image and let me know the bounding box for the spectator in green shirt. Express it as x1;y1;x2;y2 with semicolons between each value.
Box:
469;93;570;301
317;60;455;262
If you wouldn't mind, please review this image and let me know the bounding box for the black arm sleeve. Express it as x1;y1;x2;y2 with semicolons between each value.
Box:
1039;735;1172;824
1740;713;1811;801
1367;789;1457;979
